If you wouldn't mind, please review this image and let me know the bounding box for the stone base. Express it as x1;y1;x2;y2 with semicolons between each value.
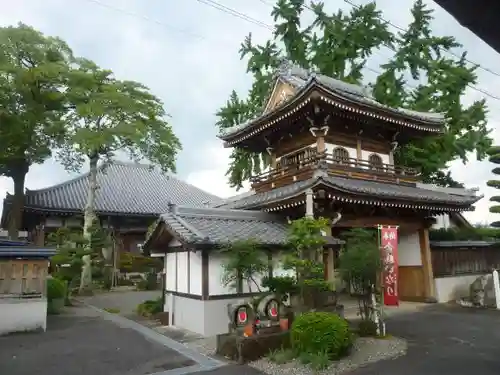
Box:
216;330;291;364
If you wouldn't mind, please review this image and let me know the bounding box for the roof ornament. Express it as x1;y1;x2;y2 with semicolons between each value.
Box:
277;57;293;77
167;201;177;214
308;65;318;78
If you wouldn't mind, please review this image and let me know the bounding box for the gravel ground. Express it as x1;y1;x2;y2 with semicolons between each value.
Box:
248;337;407;375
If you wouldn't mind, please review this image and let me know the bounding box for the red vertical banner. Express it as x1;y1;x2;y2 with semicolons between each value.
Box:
379;226;399;306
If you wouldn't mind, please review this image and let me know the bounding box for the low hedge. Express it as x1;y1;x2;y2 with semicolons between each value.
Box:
291;311;352;359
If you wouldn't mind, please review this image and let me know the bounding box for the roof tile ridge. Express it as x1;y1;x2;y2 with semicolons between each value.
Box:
25;163;107;194
167;211;207;242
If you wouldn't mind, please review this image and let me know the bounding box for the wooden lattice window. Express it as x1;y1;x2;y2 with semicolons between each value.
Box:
332;147;350;164
0;260;46;296
368;154;384;171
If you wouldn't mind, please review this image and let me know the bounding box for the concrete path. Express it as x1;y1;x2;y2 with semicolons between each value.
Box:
82;289;161;316
0;305;223;375
349;305;500;375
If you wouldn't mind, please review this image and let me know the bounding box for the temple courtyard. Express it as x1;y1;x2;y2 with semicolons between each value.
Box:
1;293;499;375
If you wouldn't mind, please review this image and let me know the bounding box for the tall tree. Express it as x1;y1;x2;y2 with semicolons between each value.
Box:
0;23;72;239
486;146;500;227
216;0;490;189
58;58;181;241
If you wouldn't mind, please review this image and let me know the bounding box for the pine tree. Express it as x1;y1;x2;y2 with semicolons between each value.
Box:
216;0;490;189
486;146;500;227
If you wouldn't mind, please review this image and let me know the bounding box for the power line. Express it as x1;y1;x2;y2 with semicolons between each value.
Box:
196;0;273;30
83;0;500;108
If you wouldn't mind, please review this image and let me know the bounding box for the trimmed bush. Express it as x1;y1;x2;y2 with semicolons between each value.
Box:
357;319;378;337
291;311;352;359
47;278;67;315
136;297;163;317
47;278;67;301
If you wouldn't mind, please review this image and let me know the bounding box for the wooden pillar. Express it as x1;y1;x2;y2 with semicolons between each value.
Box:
418;227;436;301
305;189;314;218
389;150;395;167
201;250;209;300
270;152;277;169
317;135;325;154
356;138;362;164
322;226;336;286
34;222;45;246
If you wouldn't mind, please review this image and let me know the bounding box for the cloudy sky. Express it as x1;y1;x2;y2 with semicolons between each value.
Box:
1;0;499;224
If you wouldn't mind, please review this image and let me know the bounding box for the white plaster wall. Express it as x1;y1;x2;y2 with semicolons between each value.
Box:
208;253;231;295
189;251;202;295
434;274;484;303
167;294;257;337
0;299;48;335
399;232;422;266
272;252;294;278
203;296;251;336
172;296;205;335
165;253;176;291
176;252;189;294
209;253;268;294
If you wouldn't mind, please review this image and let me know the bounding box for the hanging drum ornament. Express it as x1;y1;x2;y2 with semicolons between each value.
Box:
227;303;253;327
264;298;280;321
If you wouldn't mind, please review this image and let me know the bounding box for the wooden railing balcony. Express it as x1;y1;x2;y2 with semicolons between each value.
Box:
250;150;420;191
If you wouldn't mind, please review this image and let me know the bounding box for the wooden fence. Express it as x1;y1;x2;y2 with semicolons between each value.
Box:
0;260;47;297
431;246;500;277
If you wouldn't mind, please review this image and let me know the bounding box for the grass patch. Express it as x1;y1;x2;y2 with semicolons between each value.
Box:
267;348;295;364
103;307;121;314
267;348;330;371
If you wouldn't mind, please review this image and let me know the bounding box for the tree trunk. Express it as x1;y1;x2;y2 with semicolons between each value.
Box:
80;153;99;292
7;166;28;240
83;154;99;240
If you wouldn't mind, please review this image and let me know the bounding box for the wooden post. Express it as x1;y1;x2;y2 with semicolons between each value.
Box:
317;135;325;154
418;228;436;301
356;138;362;164
35;222;45;246
270;152;277;169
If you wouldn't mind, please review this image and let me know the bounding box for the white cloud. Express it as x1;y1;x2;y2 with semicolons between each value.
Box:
185;142;250;198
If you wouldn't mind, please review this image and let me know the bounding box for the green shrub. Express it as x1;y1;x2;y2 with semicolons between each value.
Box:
47;278;67;301
357;319;378;337
136;297;163;317
291;312;352;359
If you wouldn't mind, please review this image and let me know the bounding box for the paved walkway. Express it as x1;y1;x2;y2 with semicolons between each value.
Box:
82;289;161;316
0;305;219;375
349;305;500;375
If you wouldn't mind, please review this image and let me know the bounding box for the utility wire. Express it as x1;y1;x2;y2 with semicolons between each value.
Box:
82;0;500;107
196;0;273;30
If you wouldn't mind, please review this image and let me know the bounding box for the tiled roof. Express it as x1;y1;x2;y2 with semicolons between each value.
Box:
216;176;481;210
0;240;56;258
148;205;344;248
12;161;223;216
430;241;500;248
156;206;291;246
0;247;56;258
219;64;445;140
